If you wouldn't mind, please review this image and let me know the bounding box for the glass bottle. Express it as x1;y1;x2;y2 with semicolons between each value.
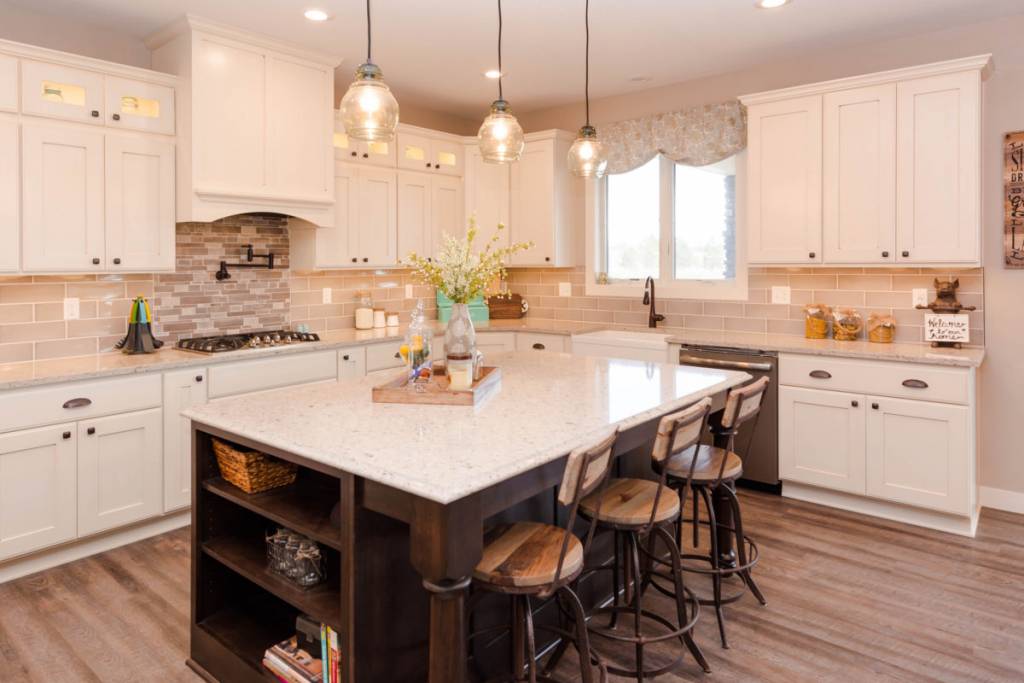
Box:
445;303;477;390
403;299;433;381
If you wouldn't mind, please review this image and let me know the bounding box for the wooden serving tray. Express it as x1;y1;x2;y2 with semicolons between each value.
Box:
372;366;502;406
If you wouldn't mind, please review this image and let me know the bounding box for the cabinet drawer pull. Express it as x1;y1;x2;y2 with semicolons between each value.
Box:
532;343;546;350
63;397;92;409
87;427;96;435
809;370;831;379
871;403;879;410
902;379;929;389
62;431;71;440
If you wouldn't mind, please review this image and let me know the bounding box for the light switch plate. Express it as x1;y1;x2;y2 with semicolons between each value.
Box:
63;297;80;320
912;288;929;308
322;288;332;304
558;282;572;297
405;284;414;299
771;286;791;305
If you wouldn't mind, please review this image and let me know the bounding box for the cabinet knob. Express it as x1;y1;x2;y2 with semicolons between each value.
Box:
544;257;551;262
62;431;71;440
434;163;440;169
362;257;368;262
195;375;203;383
394;351;401;359
425;162;432;168
91;110;99;117
808;252;816;259
871;402;879;410
851;400;859;407
87;427;96;435
362;153;369;158
92;257;101;265
532;343;545;350
351;257;358;263
902;250;910;258
342;354;350;361
113;257;121;265
882;251;889;258
351;151;357;157
112;113;121;121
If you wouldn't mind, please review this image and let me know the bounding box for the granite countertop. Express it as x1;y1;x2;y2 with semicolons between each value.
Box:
0;318;984;392
184;352;750;504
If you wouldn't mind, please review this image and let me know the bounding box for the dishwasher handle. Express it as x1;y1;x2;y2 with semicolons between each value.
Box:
679;354;773;372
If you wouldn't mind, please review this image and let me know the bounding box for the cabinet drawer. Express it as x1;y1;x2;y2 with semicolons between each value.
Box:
0;374;162;434
208;351;338;399
779;354;970;405
475;332;516;354
365;342;405;372
21;60;105;124
516;333;567;353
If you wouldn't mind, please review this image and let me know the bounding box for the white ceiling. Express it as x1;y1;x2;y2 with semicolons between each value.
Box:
9;0;1024;117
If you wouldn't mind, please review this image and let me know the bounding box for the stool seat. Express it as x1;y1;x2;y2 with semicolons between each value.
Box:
474;522;584;590
662;445;743;483
580;478;680;527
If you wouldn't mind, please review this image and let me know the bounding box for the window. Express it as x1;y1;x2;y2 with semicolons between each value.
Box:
589;152;746;300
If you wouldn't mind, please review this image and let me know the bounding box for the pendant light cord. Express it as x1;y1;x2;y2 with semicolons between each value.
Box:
584;0;590;126
497;0;504;101
366;0;372;63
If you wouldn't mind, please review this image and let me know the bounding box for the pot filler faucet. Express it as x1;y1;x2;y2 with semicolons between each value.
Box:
643;276;665;328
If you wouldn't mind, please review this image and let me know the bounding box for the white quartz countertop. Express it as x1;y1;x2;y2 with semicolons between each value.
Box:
183;352;750;504
0;317;983;392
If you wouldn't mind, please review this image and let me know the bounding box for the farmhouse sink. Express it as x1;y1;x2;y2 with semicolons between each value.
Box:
571;329;673;363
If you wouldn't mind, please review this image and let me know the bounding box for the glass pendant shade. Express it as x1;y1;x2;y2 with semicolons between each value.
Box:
568;125;607;178
478;99;525;164
340;62;399;142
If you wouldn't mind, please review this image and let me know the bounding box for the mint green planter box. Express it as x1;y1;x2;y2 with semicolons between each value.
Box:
436;292;490;323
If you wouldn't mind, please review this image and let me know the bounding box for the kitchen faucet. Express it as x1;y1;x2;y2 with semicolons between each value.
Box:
642;276;665;328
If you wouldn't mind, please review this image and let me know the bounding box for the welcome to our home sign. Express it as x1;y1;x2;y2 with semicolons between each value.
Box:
1006;131;1024;267
924;313;970;346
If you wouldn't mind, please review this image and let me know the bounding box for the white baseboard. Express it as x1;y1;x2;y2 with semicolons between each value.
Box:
0;510;190;584
980;486;1024;515
782;482;979;537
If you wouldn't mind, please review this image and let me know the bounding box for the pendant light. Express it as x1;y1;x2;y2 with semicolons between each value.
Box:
478;0;524;163
567;0;607;178
340;0;399;142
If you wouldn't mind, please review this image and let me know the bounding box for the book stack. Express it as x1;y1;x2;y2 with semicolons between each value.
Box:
262;626;340;683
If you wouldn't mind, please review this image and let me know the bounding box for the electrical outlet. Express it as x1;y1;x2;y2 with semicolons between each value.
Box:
63;297;80;320
558;282;572;297
322;288;332;304
912;288;929;308
771;286;791;305
405;284;414;299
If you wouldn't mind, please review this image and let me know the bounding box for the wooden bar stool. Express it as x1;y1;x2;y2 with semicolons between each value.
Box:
654;376;771;649
469;430;620;683
574;398;714;681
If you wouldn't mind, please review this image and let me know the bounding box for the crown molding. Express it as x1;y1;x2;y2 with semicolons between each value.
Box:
0;38;178;86
739;54;993;106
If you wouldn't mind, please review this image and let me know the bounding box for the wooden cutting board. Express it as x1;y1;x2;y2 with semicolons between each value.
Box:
371;367;502;406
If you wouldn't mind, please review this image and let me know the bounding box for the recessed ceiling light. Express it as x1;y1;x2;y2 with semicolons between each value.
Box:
484;69;503;79
304;8;330;21
756;0;790;8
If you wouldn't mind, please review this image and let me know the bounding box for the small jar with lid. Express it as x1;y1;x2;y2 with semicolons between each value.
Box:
355;291;373;330
373;308;386;328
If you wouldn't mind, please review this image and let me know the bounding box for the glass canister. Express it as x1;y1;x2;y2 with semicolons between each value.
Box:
833;308;864;341
804;304;832;339
355;291;374;330
402;299;433;381
445;303;477;391
868;313;896;343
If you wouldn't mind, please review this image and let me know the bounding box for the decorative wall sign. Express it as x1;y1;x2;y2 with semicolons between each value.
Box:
1005;131;1024;267
924;314;970;348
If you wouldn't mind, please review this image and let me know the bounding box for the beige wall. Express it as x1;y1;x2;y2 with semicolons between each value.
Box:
522;14;1024;499
0;0;151;68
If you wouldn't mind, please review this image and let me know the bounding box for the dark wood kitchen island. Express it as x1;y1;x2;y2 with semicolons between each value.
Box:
181;351;748;683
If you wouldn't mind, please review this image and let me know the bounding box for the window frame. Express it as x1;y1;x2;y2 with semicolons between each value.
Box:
585;151;748;301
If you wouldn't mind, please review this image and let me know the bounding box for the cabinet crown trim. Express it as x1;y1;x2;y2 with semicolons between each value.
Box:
145;14;341;67
0;38;179;87
739;54;992;106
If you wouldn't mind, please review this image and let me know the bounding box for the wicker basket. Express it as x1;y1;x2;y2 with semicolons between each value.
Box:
213;439;298;494
486;294;528;319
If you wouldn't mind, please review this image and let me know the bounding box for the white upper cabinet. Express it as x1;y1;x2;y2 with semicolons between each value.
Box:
353;168;398;266
104;135;176;271
0;120;18;272
397;171;432;260
823;84;896;263
22;124;106;272
104;76;175;135
896;72;982;264
398;129;464;176
149;17;338;225
21;60;105;124
431;174;463;257
745;95;823;264
0;54;17;112
509;131;583;266
465;143;510;249
741;55;989;267
334;127;397;167
299;162;357;268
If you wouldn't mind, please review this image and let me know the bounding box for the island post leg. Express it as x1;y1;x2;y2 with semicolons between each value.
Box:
711;431;737;566
410;495;483;683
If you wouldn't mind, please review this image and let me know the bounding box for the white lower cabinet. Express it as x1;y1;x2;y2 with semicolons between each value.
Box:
516;333;567;353
338;347;367;379
77;408;163;536
779;386;866;494
475;332;516;355
865;396;971;514
0;423;77;561
162;368;208;512
0;119;18;272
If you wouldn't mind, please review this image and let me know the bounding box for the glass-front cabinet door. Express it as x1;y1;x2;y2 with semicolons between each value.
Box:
104;77;175;135
431;137;464;176
21;60;105;124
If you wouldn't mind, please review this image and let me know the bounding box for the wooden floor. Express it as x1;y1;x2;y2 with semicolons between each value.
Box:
1;491;1022;682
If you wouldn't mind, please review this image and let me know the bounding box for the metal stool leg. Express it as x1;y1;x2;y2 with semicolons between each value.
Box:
725;485;767;607
523;595;538;683
655;524;710;673
626;531;645;682
699;485;729;649
609;530;621;629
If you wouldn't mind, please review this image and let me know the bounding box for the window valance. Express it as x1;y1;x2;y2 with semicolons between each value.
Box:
602;100;746;174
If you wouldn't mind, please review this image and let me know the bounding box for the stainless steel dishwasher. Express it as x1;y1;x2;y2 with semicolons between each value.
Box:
678;344;779;491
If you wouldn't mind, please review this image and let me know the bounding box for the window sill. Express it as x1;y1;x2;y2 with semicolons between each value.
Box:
585;279;749;301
